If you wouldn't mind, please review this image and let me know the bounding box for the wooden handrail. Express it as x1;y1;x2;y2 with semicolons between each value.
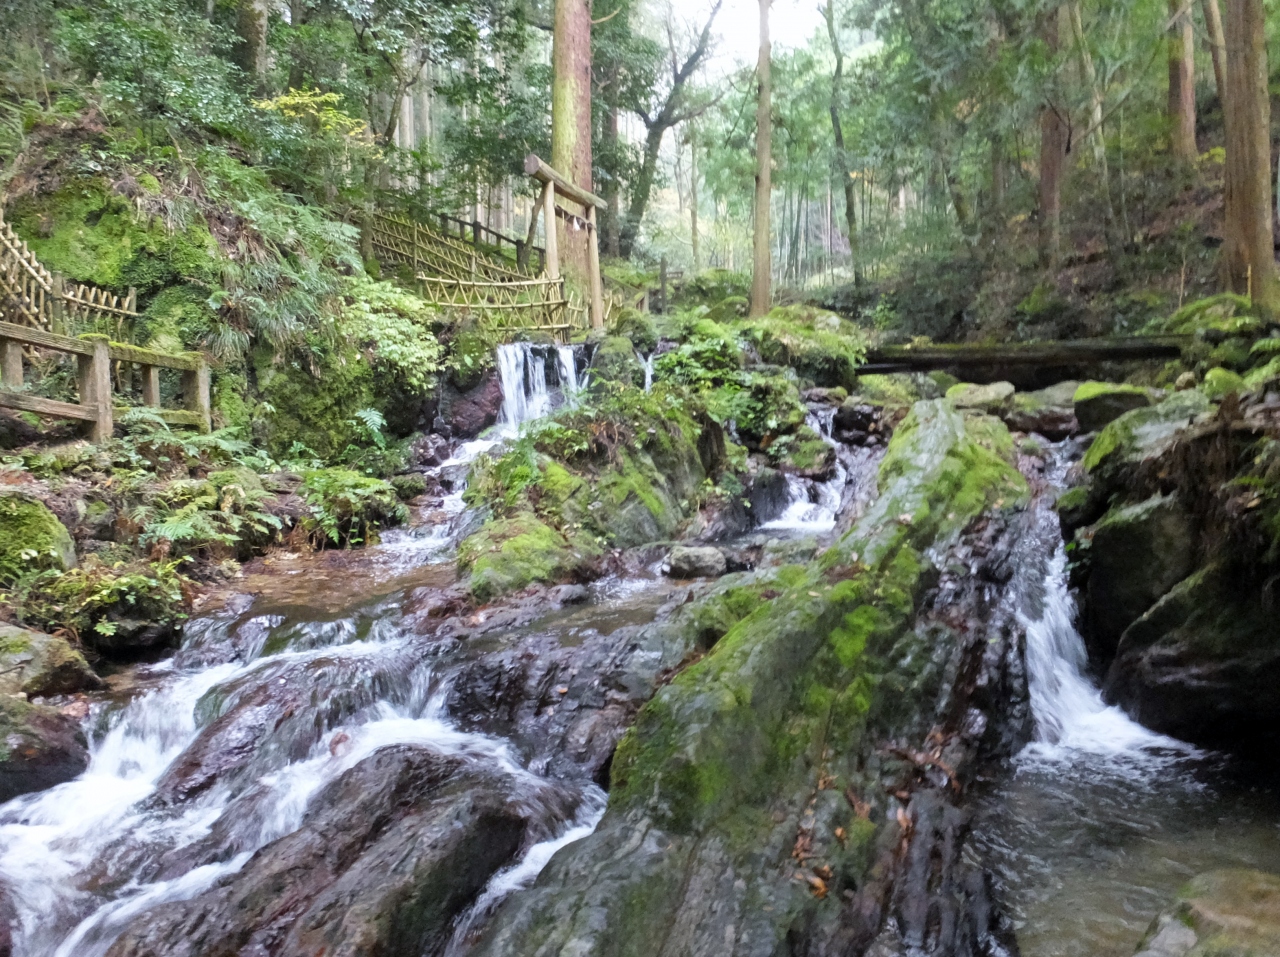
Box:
0;321;210;438
523;154;607;211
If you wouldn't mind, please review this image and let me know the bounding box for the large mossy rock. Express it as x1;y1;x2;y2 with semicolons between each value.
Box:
471;400;1029;957
1104;563;1280;751
0;624;101;698
1083;494;1196;660
1004;380;1079;439
457;514;600;603
1074;381;1153;432
0;493;76;585
0;695;89;802
588;336;645;388
1082;390;1214;478
1135;870;1280;957
945;380;1015;414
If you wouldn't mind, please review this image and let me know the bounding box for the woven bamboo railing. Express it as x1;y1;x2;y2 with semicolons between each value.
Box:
0;212;139;332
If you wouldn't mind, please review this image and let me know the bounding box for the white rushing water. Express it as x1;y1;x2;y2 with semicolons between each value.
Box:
760;409;847;534
636;351;655;393
556;345;580;398
0;352;605;956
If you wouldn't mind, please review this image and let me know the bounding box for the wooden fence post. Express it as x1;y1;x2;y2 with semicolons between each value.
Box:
472;220;482;248
78;337;113;442
659;257;668;314
587;206;605;331
544;184;560;281
515;238;527;271
50;273;66;334
141;364;161;407
182;359;211;432
0;337;22;388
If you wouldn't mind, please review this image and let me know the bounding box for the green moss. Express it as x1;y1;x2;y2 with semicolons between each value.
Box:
740;306;868;389
0;494;76;586
588;336;645;388
1154;293;1260;336
852;373;921;407
254;339;376;459
457;513;599;602
770;424;834;475
1082;390;1214;474
1073;380;1147;404
299;468;405;547
609;401;1026;832
610;309;659;354
1202;366;1246;398
10;179;218;298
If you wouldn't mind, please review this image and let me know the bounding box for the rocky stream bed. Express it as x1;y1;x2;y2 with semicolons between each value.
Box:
2;359;1280;957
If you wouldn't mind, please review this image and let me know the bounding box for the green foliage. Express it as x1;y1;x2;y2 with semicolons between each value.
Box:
299;468;406;548
3;558;189;642
137;470;282;559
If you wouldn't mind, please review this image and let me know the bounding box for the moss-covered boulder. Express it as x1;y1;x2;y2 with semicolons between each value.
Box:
0;695;90;802
946;380;1015;414
741;306;867;389
1135;870;1280;957
0;493;77;585
457;514;600;602
588;336;645;388
1073;381;1154;432
0;624;101;698
1105;563;1280;751
1082;494;1196;659
1201;366;1245;398
471;400;1029;956
1082;389;1214;477
1004;380;1079;439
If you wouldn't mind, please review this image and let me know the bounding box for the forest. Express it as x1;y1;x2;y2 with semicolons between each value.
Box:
0;0;1279;954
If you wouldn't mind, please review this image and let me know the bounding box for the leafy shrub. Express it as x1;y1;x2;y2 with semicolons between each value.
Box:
137;469;283;559
299;468;406;547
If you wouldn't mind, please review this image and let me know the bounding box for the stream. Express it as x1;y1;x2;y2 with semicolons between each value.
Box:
1;366;1278;956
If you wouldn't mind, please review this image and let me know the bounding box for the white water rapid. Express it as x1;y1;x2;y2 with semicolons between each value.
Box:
637;352;655;393
760;409;847;534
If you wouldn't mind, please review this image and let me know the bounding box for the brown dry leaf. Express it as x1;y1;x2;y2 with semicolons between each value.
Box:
805;874;828;899
813;864;834;882
834;826;847;845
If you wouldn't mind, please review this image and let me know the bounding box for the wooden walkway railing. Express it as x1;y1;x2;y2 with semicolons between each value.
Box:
0;321;210;441
0;213;138;332
370;212;530;284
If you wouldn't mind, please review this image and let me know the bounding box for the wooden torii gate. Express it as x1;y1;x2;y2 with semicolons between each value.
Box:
524;154;605;331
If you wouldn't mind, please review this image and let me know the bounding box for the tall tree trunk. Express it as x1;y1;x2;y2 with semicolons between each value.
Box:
1202;0;1227;106
235;0;271;93
551;0;592;279
750;0;773;317
1038;8;1066;268
1168;0;1198;161
287;0;306;91
690;127;701;272
621;126;663;257
823;2;861;283
1222;0;1279;311
604;104;621;258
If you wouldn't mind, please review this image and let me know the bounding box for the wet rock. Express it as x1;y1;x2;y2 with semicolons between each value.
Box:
0;410;40;450
588;336;644;389
748;465;790;524
0;695;89;802
469;401;1031;957
802;386;848;405
408;432;452;468
664;545;727;579
107;746;528;957
1073;381;1153;432
0;492;77;585
1083;494;1196;659
458;514;601;603
0;624;101;698
946;380;1015;414
1003;380;1079;439
0;879;14;957
1082;389;1213;478
1133;869;1280;957
548;583;591;606
440;370;503;438
1105;564;1280;752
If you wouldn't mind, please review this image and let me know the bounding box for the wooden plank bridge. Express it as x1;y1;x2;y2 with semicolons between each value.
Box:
0;211;211;438
859;336;1192;374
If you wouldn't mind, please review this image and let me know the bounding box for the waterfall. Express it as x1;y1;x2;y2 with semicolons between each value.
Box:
496;343;551;432
637;352;655;393
1012;456;1193;766
555;345;579;398
760;409;847;533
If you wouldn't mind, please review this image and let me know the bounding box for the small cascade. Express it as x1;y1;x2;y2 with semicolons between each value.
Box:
760;409;848;534
496;343;552;432
636;352;655;393
555;345;579;398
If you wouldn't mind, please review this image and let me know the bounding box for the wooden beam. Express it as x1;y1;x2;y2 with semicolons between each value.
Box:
0;320;95;356
141;364;161;407
78;338;113;442
107;342;202;371
0;390;97;421
859;336;1191;372
0;339;22;388
182;360;212;432
524;154;607;210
